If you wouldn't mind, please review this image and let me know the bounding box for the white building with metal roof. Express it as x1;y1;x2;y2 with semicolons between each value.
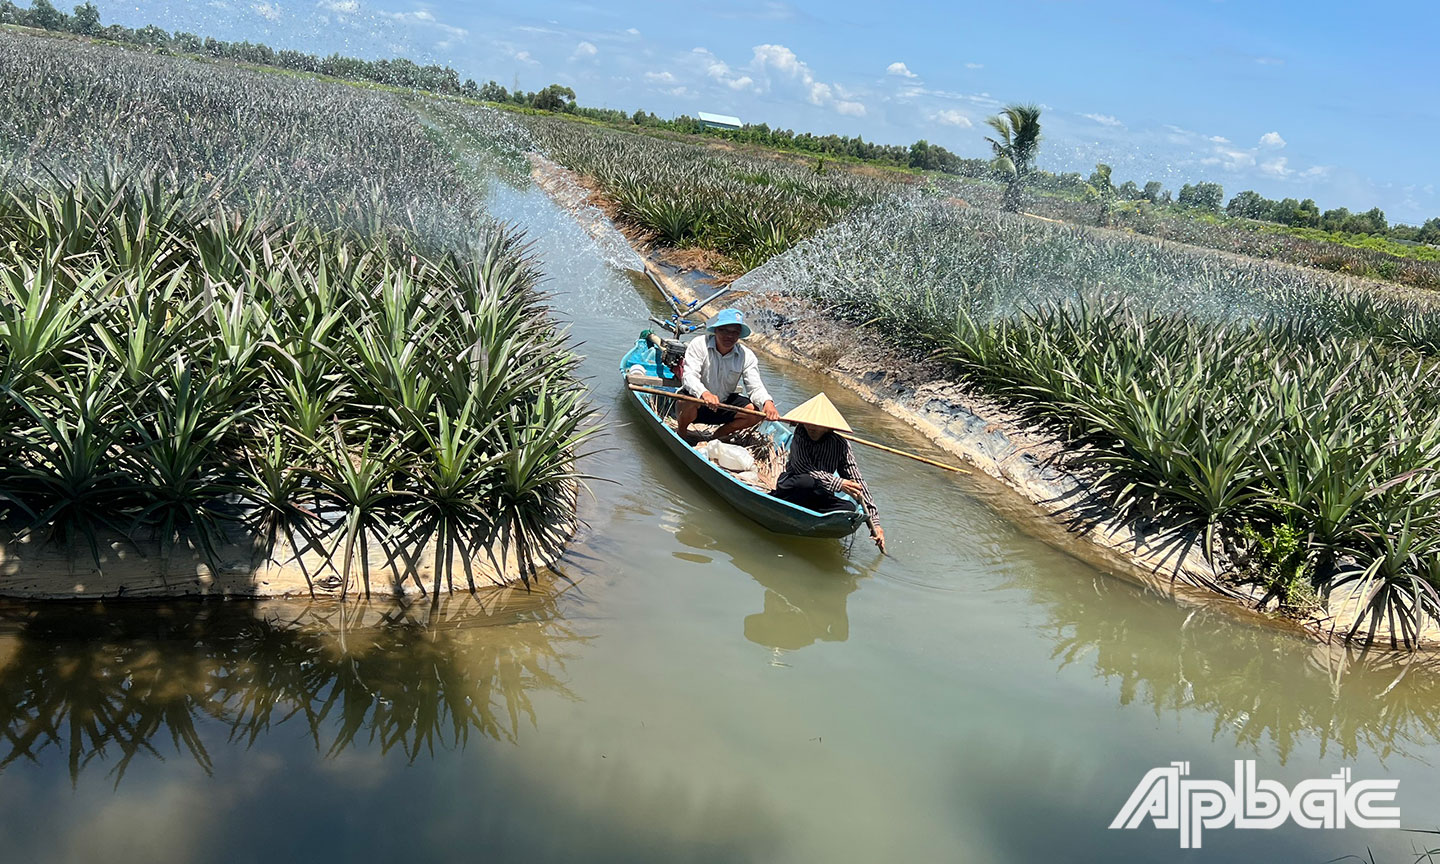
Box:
697;111;742;130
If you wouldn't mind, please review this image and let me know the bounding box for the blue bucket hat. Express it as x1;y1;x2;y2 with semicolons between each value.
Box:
706;308;752;339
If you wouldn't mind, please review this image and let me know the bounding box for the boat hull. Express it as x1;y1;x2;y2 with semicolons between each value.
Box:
626;384;865;539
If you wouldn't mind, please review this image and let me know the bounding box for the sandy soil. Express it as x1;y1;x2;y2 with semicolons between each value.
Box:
0;513;573;600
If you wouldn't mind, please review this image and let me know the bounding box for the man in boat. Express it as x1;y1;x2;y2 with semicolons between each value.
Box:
677;308;781;440
771;393;886;553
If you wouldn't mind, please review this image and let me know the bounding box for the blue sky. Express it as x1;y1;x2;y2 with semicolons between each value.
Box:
96;0;1439;223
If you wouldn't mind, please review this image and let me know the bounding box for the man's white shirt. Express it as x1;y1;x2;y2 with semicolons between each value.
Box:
680;334;773;408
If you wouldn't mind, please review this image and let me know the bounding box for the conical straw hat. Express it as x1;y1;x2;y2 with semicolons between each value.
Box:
782;393;852;433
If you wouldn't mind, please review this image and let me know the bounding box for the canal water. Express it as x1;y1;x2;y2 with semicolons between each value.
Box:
2;151;1439;864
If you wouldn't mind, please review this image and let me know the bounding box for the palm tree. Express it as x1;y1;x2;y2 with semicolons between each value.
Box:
984;104;1043;212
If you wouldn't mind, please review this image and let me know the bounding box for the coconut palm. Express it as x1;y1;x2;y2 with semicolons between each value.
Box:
984;104;1043;212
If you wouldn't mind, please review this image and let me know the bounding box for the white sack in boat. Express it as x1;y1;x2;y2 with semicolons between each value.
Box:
709;442;757;473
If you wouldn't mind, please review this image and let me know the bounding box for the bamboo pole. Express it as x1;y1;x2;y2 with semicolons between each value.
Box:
839;431;974;475
627;384;971;475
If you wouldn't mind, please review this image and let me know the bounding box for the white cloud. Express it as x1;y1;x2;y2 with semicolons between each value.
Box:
626;27;640;35
377;8;467;39
252;2;281;20
319;0;357;11
514;50;537;65
573;41;598;59
964;62;983;69
691;43;865;117
1181;129;1328;184
753;44;865;115
892;83;1006;132
932;109;972;127
1081;113;1123;128
753;43;803;77
644;70;677;84
1260;156;1292;177
692;47;751;90
1255;56;1285;66
1215;147;1257;169
886;61;917;78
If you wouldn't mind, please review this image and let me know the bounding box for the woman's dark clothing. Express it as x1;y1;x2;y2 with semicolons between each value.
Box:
772;473;852;512
771;430;881;536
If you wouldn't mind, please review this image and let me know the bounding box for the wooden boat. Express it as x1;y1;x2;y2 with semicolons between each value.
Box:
621;348;866;538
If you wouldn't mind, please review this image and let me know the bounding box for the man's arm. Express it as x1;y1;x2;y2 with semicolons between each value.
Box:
740;346;780;419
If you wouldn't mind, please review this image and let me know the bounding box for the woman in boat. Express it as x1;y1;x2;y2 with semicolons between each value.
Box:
771;393;886;553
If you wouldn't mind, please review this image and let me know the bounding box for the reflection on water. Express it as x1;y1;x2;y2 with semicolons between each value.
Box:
1019;569;1440;764
672;521;865;651
0;593;581;785
744;567;860;651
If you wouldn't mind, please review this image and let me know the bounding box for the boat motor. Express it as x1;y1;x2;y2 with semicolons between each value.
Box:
660;338;687;377
644;331;687;380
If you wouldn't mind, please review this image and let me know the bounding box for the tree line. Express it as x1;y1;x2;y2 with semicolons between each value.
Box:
647;117;985;176
594;111;986;176
1223;190;1440;245
0;0;583;108
1088;168;1438;245
1021;158;1439;246
3;0;1434;241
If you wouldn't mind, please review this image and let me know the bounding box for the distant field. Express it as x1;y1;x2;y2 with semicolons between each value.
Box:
1254;221;1440;262
9;18;1433;293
